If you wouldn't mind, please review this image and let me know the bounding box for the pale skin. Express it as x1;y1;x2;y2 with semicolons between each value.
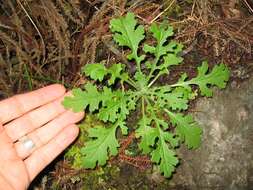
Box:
0;84;84;190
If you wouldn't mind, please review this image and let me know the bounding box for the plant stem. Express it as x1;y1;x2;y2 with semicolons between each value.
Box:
135;53;142;73
141;97;145;117
170;81;191;88
163;108;173;117
124;78;138;89
145;98;162;132
121;81;125;92
136;57;142;74
148;71;163;88
147;57;159;81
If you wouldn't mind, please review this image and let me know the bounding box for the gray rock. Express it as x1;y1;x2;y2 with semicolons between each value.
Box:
170;77;253;190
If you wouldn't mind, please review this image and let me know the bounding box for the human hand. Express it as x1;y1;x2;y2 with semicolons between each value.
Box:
0;84;84;190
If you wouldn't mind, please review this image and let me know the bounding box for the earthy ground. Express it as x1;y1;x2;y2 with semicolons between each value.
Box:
0;0;253;189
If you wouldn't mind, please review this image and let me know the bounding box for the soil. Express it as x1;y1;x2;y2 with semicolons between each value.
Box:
0;0;253;190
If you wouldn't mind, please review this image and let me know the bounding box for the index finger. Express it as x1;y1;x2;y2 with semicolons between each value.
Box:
0;84;66;124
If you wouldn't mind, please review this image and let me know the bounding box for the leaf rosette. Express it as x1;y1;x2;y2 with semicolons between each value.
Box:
63;13;229;177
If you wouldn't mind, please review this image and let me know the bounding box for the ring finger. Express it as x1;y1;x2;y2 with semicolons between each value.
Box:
14;110;84;159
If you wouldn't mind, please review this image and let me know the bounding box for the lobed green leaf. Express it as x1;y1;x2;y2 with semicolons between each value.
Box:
62;88;87;112
98;90;129;122
166;111;202;149
136;115;156;154
143;23;174;59
174;61;230;97
82;64;107;82
81;125;119;168
151;135;179;178
110;12;145;64
153;86;189;111
192;61;230;97
62;83;103;112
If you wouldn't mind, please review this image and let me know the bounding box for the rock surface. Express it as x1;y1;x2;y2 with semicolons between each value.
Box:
169;77;253;190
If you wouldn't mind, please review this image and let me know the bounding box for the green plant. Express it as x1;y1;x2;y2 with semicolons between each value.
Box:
63;12;229;177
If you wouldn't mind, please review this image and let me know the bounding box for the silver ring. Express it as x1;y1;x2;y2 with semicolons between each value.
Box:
19;136;35;150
